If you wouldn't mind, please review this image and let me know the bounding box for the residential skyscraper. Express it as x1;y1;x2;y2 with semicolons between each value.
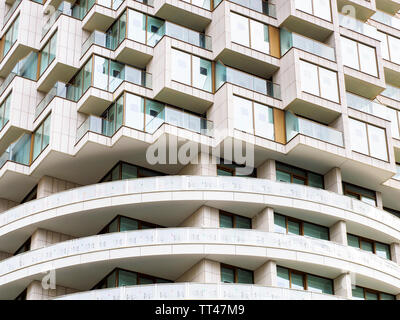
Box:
0;0;399;300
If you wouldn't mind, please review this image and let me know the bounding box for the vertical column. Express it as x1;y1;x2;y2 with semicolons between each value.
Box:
178;153;217;176
375;191;383;210
334;273;352;299
252;207;274;233
390;243;400;265
329;221;347;245
0;198;17;213
179;206;219;228
257;159;276;180
37;176;80;199
26;281;78;300
176;259;220;283
30;229;74;250
324;167;343;194
254;260;277;287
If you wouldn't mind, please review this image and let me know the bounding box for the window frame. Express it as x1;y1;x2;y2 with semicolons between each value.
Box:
31;114;51;163
98;214;163;234
275;161;324;188
13;236;31;256
343;182;377;206
219;210;252;229
347;233;391;260
99;160;163;183
220;263;254;284
353;285;395;300
38;31;58;78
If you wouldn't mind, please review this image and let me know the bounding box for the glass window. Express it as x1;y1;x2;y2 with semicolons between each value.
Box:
341;37;360;70
360;239;374;253
352;286;395;300
303;222;329;240
313;0;331;21
3;16;19;58
171;49;191;86
347;233;391;260
237;269;253;284
367;124;388;161
125;93;144;130
118;270;137;287
377;31;390;60
93;56;109;90
277;266;290;288
236;215;252;229
388;35;400;64
127;9;146;44
192;55;212;92
287;220;300;235
300;60;319;96
343;182;377;206
359;43;378;76
230;12;249;47
147;16;164;46
318;67;339;102
250;20;269;53
233;96;253;134
352;286;365;300
39;32;57;76
32;115;51;161
375;242;391;260
220;213;233;228
253;102;274;140
349;118;369;155
307;274;333;294
347;234;359;248
274;213;286;234
221;266;235;283
121;163;137;180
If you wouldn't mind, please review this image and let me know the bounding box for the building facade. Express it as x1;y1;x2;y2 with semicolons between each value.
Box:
0;0;399;300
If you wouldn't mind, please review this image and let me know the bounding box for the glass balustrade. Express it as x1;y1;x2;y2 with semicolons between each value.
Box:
346;92;389;119
280;29;335;61
42;2;81;38
0;51;38;97
394;164;400;180
285;112;344;146
381;84;400;101
145;106;213;136
371;10;400;29
215;62;281;99
3;0;21;27
0;133;31;169
76;102;213;142
82;21;211;56
225;0;276;17
35;82;78;119
338;14;378;39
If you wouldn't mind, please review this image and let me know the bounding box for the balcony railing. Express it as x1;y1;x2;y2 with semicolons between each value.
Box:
286;112;344;147
381;84;400;101
35;82;78;119
214;0;276;18
0;133;31;169
42;2;80;38
82;22;211;56
338;14;378;39
145;106;213;136
77;0;125;19
394;164;400;180
215;62;281;99
3;0;21;27
346;92;390;120
0;51;38;97
280;29;335;61
371;10;400;29
76;105;213;143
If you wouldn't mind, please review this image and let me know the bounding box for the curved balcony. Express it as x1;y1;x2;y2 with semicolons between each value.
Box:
1;176;400;254
0;227;399;299
55;283;342;300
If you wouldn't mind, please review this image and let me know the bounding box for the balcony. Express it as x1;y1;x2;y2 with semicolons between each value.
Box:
394;164;400;180
376;0;400;14
338;13;378;40
215;62;281;99
35;82;77;119
154;0;212;32
337;0;376;21
0;133;31;170
74;55;152;115
285;112;344;147
346;92;390;120
80;0;125;32
381;84;400;101
218;0;277;18
277;0;334;42
3;0;21;28
76;102;213;143
370;10;400;29
212;3;279;78
280;29;335;61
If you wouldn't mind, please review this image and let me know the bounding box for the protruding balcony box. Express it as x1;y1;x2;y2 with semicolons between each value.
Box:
0;133;37;202
36;15;81;92
74;56;152;115
337;0;376;21
81;0;123;32
0;76;37;155
376;0;400;14
276;48;342;124
341;34;386;99
0;1;41;77
209;1;280;79
150;37;214;114
276;0;334;42
154;0;212;32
